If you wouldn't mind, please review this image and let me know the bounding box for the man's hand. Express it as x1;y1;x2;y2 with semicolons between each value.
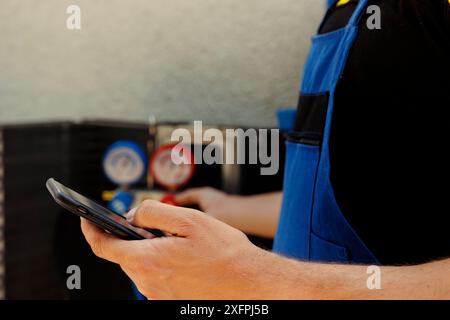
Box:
175;187;229;219
176;188;282;238
80;200;272;299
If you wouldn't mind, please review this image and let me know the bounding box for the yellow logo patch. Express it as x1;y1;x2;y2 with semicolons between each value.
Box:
337;0;351;7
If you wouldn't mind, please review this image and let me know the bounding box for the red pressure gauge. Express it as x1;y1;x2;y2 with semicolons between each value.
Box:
149;143;195;191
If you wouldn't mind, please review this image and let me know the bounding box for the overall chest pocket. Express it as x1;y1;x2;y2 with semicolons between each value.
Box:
274;92;330;259
276;139;321;259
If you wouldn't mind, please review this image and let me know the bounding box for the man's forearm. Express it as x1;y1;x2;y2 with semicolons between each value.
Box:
220;192;282;238
252;251;450;299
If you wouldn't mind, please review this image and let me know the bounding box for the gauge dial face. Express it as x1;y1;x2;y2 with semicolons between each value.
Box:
103;141;147;186
150;143;194;190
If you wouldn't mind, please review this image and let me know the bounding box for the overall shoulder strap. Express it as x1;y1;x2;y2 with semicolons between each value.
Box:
319;0;371;33
327;0;336;8
348;0;372;27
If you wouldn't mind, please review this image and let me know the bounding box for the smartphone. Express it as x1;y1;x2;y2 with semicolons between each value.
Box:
46;178;163;240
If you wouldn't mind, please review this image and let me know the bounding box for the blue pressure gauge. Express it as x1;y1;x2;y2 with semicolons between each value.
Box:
102;140;147;186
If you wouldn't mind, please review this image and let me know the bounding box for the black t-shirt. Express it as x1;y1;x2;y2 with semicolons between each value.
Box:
317;0;450;265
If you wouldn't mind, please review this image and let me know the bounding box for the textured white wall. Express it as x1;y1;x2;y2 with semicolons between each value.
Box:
0;0;324;127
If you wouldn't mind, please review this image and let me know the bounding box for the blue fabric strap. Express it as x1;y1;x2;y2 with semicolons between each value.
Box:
348;0;371;26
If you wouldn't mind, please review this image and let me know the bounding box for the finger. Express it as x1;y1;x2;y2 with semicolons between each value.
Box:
80;218;139;264
130;200;199;237
125;207;137;222
174;188;203;205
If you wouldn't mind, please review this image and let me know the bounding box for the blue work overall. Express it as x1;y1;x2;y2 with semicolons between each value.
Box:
273;0;379;264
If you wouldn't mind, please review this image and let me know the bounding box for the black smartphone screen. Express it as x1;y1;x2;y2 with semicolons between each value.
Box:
46;178;158;240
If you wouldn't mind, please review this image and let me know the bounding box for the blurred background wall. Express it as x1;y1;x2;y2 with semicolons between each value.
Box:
0;0;323;127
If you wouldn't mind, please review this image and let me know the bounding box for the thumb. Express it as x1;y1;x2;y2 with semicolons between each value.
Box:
129;200;199;237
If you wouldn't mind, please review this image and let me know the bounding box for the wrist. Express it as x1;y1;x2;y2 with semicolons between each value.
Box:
228;246;306;299
226;244;271;299
244;250;329;299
